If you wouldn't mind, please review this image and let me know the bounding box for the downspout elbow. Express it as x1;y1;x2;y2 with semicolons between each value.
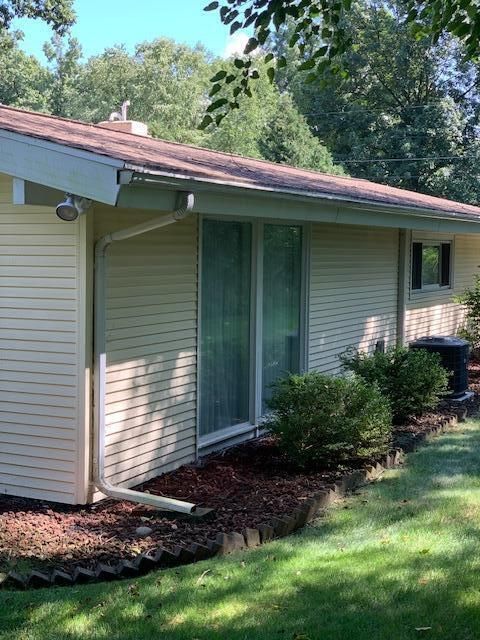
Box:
173;192;195;220
94;233;114;259
94;468;196;514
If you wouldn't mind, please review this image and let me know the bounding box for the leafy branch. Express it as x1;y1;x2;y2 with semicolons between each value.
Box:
0;0;75;36
200;0;352;128
202;0;480;126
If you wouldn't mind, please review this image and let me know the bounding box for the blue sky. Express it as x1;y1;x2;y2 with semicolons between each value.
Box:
13;0;248;64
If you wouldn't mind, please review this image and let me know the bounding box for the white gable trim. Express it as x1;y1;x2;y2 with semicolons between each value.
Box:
0;129;123;205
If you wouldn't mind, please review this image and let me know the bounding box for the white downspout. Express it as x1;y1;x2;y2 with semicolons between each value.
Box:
93;192;196;514
397;228;408;347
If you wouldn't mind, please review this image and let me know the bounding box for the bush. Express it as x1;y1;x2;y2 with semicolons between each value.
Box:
266;372;392;469
455;275;480;348
340;347;449;424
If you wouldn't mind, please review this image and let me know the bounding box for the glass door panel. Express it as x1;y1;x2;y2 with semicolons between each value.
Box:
199;220;252;436
262;224;302;406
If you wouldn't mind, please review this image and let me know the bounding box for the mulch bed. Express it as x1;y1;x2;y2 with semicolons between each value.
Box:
0;370;476;580
0;440;349;576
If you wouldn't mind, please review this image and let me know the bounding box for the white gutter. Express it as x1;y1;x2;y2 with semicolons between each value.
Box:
121;167;480;227
93;191;196;514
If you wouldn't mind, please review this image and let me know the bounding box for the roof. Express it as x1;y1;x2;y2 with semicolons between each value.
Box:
1;104;480;218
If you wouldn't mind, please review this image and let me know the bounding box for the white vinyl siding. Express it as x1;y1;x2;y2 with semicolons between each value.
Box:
308;223;399;374
0;173;81;503
405;233;480;342
94;206;197;489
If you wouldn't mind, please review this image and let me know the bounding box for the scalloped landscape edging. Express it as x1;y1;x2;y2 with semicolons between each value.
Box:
0;414;460;591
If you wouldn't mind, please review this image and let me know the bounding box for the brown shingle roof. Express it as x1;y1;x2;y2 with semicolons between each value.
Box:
1;104;479;218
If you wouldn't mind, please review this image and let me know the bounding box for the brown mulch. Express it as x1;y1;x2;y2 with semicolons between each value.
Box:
0;439;345;575
0;371;476;577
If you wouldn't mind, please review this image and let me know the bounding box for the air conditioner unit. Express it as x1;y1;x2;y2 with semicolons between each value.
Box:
409;336;469;398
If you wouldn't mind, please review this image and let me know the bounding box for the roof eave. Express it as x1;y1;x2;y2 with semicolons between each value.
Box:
2;124;479;229
121;165;480;227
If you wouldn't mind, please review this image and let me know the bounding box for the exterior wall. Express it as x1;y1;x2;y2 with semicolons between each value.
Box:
2;174;478;505
93;206;198;489
308;223;399;374
0;189;407;503
404;232;480;342
0;173;84;504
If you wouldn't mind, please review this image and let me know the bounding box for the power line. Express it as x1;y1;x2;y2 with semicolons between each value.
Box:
335;154;478;164
304;102;465;117
316;130;454;138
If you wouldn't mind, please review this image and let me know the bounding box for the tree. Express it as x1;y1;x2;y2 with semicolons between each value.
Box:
69;39;212;146
204;0;480;122
0;0;74;35
0;31;50;111
0;28;341;175
205;59;343;172
58;36;341;173
43;34;82;117
267;3;480;202
132;39;213;145
67;45;137;124
206;59;279;157
260;93;344;174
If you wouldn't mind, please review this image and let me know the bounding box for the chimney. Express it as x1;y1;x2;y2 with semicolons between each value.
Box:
98;100;149;137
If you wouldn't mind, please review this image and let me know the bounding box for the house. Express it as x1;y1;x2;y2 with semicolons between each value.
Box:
1;104;480;508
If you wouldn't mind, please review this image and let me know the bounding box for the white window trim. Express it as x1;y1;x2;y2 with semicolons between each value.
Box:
409;236;454;298
196;215;310;453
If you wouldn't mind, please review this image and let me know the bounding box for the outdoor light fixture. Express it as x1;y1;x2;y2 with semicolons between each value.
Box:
55;193;92;222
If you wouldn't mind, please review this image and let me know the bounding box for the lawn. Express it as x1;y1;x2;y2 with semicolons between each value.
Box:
2;419;480;640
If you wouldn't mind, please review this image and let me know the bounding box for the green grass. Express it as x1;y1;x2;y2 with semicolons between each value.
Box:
3;420;480;640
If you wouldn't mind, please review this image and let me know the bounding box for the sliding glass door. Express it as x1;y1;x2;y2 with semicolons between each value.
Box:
199;220;252;436
199;219;304;440
262;225;303;405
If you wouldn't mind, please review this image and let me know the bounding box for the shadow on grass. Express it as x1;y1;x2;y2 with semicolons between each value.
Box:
3;423;480;640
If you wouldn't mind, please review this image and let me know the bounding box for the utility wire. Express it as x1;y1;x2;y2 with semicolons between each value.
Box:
304;102;470;117
315;130;453;138
335;154;478;164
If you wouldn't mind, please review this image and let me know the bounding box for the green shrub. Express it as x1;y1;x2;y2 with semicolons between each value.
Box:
455;275;480;348
340;347;449;424
266;372;392;469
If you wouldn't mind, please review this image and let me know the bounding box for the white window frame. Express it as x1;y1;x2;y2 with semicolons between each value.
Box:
410;236;454;297
197;215;310;451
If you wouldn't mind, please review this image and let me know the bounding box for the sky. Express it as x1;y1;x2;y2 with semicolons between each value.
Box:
13;0;250;64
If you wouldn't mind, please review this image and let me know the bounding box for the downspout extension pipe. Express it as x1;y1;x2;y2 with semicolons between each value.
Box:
93;192;196;514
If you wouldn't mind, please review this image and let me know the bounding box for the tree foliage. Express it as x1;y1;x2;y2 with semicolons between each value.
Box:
0;0;75;35
259;92;344;173
43;33;82;117
204;58;343;173
66;39;213;146
204;0;480;121
267;3;480;202
8;34;340;174
0;31;50;111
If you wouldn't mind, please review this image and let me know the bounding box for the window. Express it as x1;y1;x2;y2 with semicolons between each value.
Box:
411;240;452;291
199;219;304;440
